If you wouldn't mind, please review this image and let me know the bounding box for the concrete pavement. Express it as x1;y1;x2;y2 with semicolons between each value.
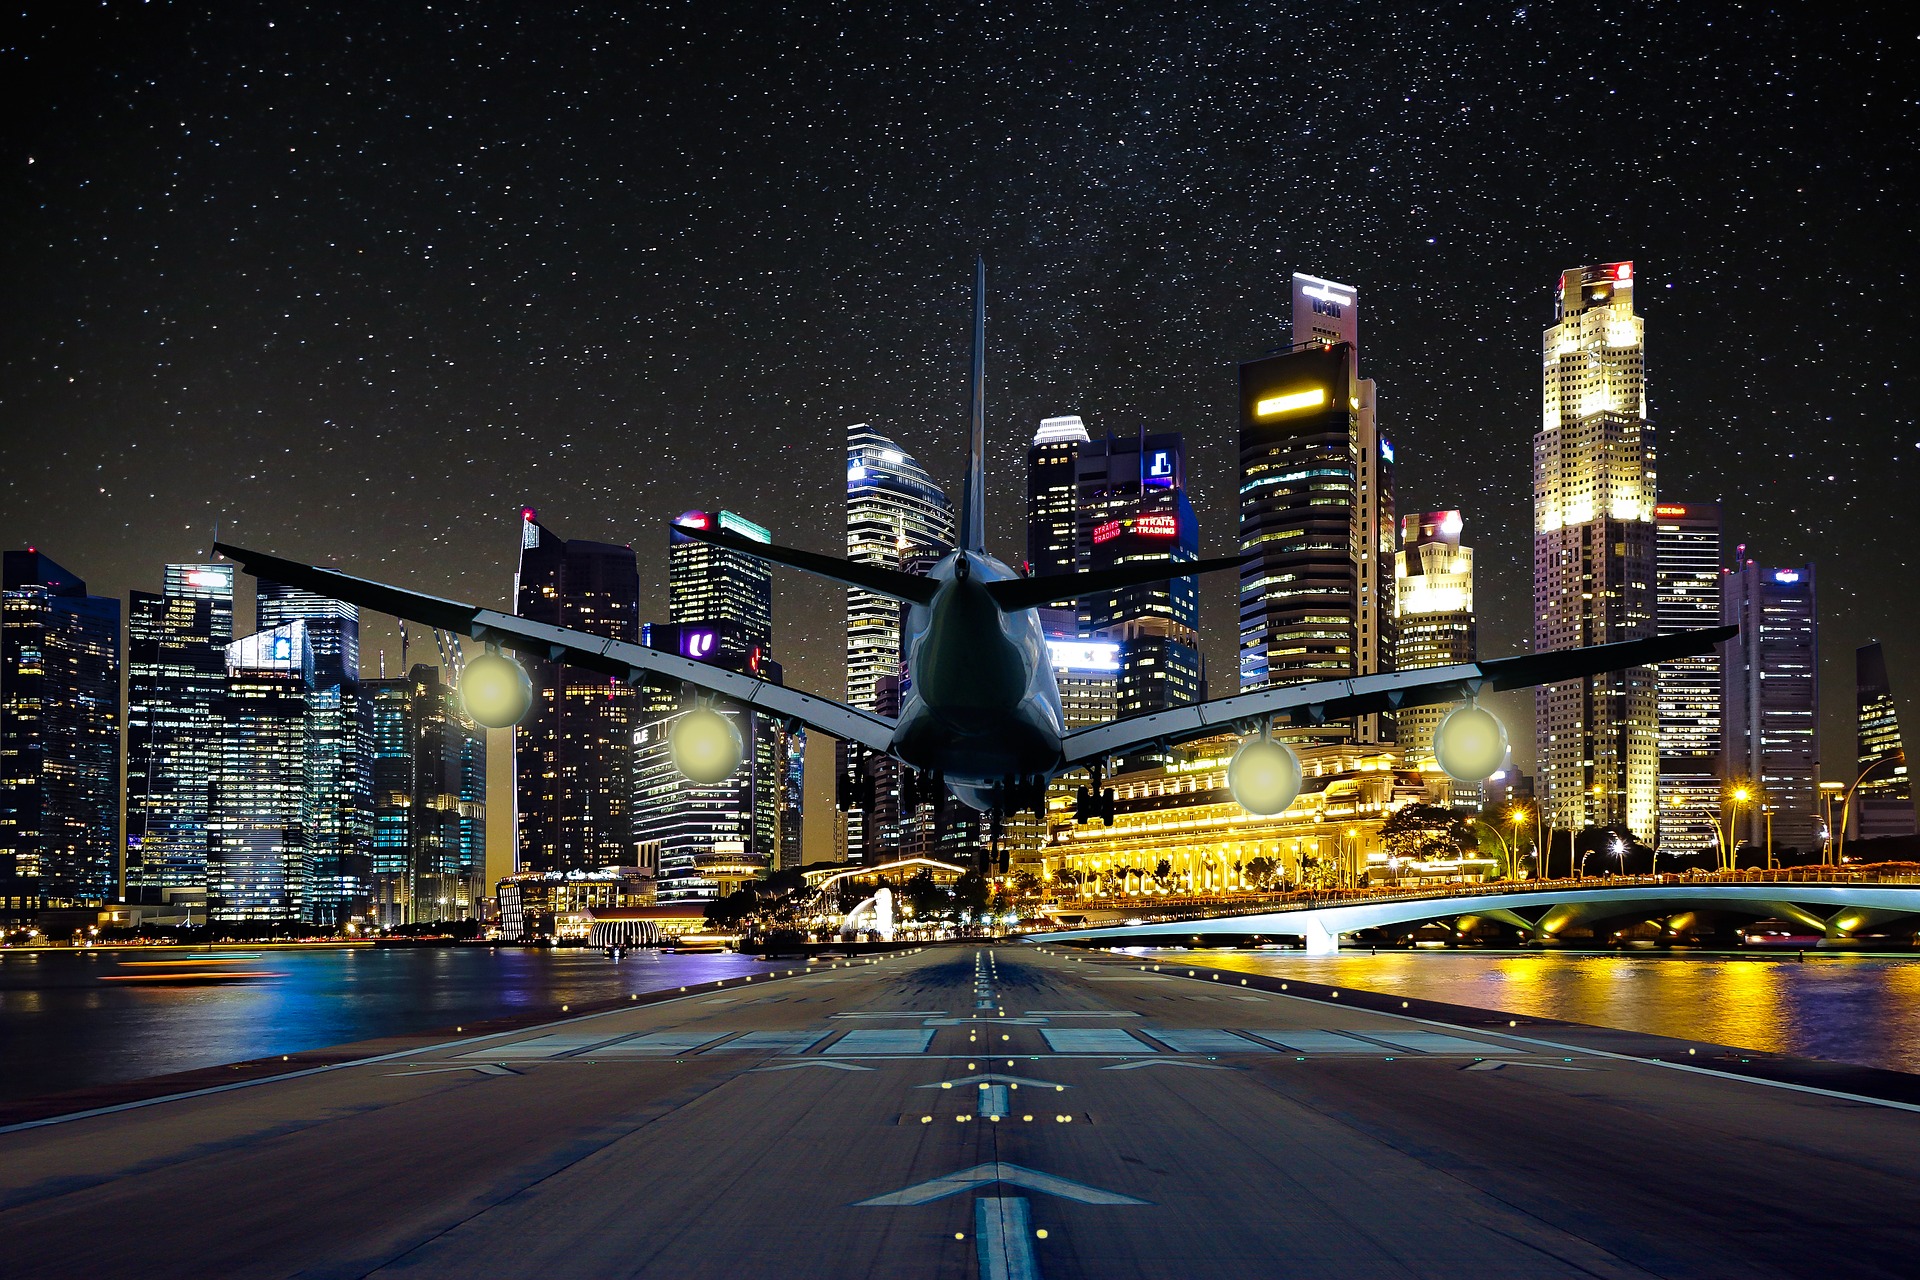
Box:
3;943;1919;1278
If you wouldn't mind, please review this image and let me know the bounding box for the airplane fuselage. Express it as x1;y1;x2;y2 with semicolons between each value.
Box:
888;550;1065;809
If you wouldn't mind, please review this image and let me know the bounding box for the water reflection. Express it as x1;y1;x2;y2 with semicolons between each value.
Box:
0;946;764;1105
1159;949;1920;1075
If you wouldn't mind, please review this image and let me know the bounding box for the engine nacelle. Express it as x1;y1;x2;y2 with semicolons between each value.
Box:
1228;736;1302;816
670;705;744;784
1433;703;1508;782
459;651;534;728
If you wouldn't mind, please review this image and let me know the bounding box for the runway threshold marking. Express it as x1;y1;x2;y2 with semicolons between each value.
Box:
853;1161;1150;1207
1038;1028;1154;1054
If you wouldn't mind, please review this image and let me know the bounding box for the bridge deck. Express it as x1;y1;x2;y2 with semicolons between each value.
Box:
2;945;1918;1278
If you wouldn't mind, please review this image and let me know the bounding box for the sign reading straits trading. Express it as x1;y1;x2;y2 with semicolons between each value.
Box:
1091;514;1179;544
1045;639;1122;672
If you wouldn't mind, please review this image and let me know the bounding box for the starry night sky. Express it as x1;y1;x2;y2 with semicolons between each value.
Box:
4;3;1915;867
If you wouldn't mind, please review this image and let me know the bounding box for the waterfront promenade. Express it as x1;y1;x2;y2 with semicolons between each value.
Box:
3;944;1920;1278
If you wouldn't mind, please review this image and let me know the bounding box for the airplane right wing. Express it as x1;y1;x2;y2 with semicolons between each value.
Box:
212;544;900;754
1058;626;1738;768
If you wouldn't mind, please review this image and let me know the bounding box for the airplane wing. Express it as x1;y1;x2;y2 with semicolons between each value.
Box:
211;544;900;754
1058;626;1737;768
984;553;1251;613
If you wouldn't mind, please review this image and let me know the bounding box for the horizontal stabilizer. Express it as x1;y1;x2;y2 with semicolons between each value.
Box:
985;554;1251;613
678;524;938;606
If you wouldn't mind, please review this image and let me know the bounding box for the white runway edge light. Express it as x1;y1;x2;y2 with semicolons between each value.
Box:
1228;731;1302;816
1433;701;1509;782
670;704;744;784
459;650;533;728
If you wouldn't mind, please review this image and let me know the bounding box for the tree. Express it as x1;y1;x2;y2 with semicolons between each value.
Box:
1152;858;1174;891
1380;804;1474;868
1245;855;1279;891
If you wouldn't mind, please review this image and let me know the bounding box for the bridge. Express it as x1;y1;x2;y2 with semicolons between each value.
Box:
1039;870;1920;953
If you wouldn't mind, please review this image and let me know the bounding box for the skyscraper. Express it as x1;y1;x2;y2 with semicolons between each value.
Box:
124;563;234;901
365;673;414;926
841;425;955;863
1853;642;1915;840
1077;432;1204;724
1655;502;1724;853
515;509;640;873
1238;274;1395;743
1533;262;1658;839
255;579;370;927
668;509;773;664
1027;415;1089;579
209;622;312;924
1393;511;1476;776
1722;559;1818;851
0;550;121;906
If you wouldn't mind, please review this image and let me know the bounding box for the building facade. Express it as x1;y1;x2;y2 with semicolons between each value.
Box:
1722;559;1819;851
1238;274;1395;743
515;509;641;873
363;664;486;926
124;562;234;900
1026;415;1089;579
841;425;955;863
1654;501;1725;853
1853;641;1915;840
0;550;121;906
1533;262;1658;839
1393;511;1476;788
209;623;313;924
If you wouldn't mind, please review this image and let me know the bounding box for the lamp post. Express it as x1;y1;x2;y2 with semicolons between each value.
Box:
1466;818;1512;881
1835;752;1907;866
1721;784;1754;874
1507;806;1533;880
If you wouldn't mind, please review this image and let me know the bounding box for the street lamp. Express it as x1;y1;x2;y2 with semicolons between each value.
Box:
1835;752;1907;866
1722;783;1755;873
1466;817;1512;881
1507;806;1533;879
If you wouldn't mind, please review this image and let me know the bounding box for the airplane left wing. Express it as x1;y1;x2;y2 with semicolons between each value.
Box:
1059;625;1737;768
211;544;900;754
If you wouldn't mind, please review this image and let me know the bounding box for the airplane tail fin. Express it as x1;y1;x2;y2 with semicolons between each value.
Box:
677;523;938;606
957;256;988;556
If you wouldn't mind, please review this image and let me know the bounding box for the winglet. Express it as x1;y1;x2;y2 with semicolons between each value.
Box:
958;256;988;555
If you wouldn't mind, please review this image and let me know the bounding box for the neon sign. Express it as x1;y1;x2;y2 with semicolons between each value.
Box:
1772;569;1801;585
1092;515;1178;545
1145;450;1175;486
1255;388;1327;417
681;630;717;659
1654;504;1688;517
1046;639;1121;672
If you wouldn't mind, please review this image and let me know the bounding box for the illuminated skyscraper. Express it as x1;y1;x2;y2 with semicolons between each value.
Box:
1534;262;1658;838
1853;642;1915;840
1722;559;1818;851
841;425;954;862
1393;511;1476;777
209;622;312;924
254;579;369;927
1027;415;1089;579
515;509;640;873
1238;274;1395;742
1655;502;1725;852
365;674;414;926
0;550;121;906
669;510;773;664
125;563;234;900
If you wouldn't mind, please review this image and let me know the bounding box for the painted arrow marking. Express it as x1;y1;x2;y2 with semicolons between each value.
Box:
1102;1059;1231;1072
1464;1060;1591;1072
386;1063;519;1078
916;1073;1068;1090
752;1060;875;1073
855;1162;1149;1207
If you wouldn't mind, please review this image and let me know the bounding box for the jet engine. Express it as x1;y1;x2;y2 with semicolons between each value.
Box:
459;651;533;728
1228;735;1302;816
1432;703;1508;782
670;705;744;784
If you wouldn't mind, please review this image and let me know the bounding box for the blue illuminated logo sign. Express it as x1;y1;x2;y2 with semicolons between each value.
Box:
1145;450;1175;486
1380;439;1396;464
1772;569;1801;585
682;630;716;660
271;635;292;661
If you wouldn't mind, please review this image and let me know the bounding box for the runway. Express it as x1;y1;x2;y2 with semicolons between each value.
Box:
3;943;1919;1278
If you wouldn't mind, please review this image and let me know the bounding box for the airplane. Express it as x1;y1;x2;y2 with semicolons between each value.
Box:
214;259;1735;868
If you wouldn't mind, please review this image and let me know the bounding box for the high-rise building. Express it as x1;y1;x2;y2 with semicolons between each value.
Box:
1078;433;1204;726
1238;274;1396;744
363;662;489;927
0;550;121;906
1533;262;1658;838
209;622;313;924
515;509;640;873
365;673;414;926
124;563;234;900
841;425;955;863
1853;642;1915;840
255;579;370;927
1393;511;1476;780
1722;559;1818;851
668;510;773;663
1027;415;1089;579
1655;502;1725;853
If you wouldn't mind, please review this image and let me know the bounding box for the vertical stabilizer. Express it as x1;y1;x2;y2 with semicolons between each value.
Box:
959;257;988;554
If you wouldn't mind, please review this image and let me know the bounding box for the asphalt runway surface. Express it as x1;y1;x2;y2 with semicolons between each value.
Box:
3;942;1919;1279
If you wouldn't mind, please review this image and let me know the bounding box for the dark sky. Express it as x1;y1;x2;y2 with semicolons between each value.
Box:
4;3;1915;862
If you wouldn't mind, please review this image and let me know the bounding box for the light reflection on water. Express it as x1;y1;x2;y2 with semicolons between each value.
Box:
0;946;765;1105
1149;949;1920;1075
